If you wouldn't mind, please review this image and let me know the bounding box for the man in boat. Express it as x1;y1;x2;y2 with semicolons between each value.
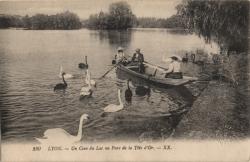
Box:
131;48;145;73
164;56;183;79
114;47;129;65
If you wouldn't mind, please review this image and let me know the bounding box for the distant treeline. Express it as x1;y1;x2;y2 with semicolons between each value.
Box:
82;1;185;29
0;1;185;30
0;11;81;30
0;14;23;28
135;15;185;28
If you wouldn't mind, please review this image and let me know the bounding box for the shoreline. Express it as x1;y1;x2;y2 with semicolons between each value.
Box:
174;53;250;139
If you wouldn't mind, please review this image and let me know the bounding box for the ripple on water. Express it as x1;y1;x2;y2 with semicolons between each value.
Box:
0;29;214;142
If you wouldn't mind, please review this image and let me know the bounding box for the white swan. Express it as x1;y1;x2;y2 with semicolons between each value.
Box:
35;114;89;145
80;73;93;98
104;89;124;113
85;69;96;87
59;65;73;79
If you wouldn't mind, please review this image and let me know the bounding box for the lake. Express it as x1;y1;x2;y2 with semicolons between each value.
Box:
0;28;219;143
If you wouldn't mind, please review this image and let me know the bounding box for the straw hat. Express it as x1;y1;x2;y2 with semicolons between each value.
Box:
117;47;123;51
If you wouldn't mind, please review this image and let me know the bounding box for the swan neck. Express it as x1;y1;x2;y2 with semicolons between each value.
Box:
127;80;130;89
87;70;90;80
77;117;84;140
118;90;122;106
88;81;91;88
62;75;67;85
85;56;88;65
87;72;91;88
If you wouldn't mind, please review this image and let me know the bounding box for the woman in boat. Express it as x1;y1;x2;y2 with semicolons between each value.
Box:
114;47;128;65
165;56;183;79
131;48;145;73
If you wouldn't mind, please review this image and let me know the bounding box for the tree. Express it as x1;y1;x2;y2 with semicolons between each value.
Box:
86;1;136;30
177;0;249;52
22;15;31;29
87;14;99;29
107;1;136;29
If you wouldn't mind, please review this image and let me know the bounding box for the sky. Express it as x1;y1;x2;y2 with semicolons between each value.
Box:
0;0;181;19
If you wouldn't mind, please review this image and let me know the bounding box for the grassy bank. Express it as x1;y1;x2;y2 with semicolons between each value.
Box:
174;53;250;139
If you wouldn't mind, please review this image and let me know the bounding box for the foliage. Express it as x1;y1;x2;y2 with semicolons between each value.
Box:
108;1;136;29
0;15;23;28
177;0;249;52
85;1;136;30
84;0;185;30
0;11;82;30
136;15;186;28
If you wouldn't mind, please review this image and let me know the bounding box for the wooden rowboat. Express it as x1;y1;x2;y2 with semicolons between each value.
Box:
116;61;198;87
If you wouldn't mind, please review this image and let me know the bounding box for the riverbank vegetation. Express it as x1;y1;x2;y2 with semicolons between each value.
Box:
177;0;249;53
0;11;81;30
135;15;185;28
175;0;249;86
173;0;249;139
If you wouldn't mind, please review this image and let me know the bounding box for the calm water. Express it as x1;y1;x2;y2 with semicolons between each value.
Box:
0;28;219;143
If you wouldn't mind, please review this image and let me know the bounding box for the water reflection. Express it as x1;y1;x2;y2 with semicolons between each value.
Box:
95;30;132;49
130;28;190;35
124;79;132;103
0;52;11;136
135;85;151;97
116;66;195;109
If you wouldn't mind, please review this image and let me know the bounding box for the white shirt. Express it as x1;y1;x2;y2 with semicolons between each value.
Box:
166;61;181;73
116;52;125;62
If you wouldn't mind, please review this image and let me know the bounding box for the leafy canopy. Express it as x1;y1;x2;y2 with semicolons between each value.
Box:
177;0;249;52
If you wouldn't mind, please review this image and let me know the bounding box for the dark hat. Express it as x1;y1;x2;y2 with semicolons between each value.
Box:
170;56;179;60
135;48;140;52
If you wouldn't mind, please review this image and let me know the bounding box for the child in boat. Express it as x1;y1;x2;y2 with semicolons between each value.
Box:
165;56;183;79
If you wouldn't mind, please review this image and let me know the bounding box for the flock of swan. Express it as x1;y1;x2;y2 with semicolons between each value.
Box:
37;59;136;145
35;54;194;144
37;53;155;145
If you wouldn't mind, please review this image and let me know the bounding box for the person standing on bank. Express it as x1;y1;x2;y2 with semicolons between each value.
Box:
165;56;183;79
131;48;145;73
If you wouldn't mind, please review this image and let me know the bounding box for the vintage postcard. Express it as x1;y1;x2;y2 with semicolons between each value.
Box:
0;0;249;161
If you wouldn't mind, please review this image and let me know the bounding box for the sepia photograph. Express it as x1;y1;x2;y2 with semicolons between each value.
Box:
0;0;249;161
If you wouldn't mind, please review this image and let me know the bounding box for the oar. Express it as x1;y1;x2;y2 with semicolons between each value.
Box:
99;60;123;79
143;61;168;72
99;65;117;79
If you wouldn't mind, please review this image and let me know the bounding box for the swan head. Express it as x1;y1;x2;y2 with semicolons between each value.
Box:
61;72;66;76
80;114;89;120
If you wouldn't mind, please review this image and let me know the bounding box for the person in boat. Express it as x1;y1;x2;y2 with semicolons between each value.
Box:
131;48;145;73
114;47;129;65
165;56;183;79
